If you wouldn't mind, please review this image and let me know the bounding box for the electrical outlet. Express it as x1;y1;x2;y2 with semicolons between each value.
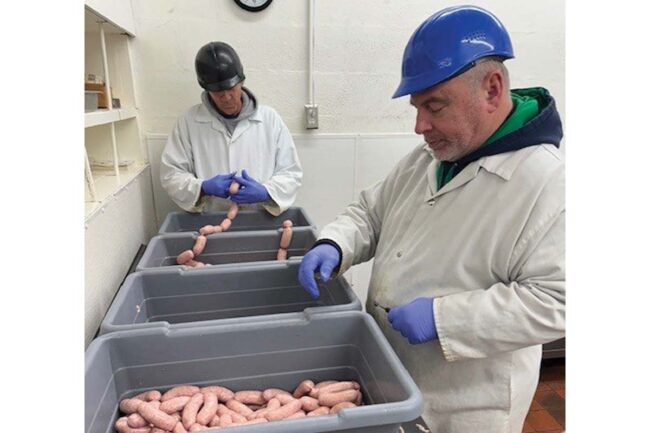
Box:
305;104;319;129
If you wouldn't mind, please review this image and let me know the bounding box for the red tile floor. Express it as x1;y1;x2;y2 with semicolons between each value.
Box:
523;358;565;433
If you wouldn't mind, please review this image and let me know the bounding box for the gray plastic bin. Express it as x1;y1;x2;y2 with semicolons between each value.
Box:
159;207;316;234
86;311;423;433
136;227;317;271
99;261;361;335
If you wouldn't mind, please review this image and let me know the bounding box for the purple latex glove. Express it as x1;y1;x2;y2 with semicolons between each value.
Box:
202;172;236;198
230;169;271;204
298;244;341;299
387;297;438;344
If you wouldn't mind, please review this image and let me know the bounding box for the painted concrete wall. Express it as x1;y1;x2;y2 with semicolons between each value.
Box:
130;0;565;136
84;167;157;346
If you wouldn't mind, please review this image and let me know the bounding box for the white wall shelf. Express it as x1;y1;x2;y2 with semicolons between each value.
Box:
85;5;145;221
85;107;137;128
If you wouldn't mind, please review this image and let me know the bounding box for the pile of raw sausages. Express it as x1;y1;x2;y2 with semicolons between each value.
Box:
175;181;294;267
115;380;362;432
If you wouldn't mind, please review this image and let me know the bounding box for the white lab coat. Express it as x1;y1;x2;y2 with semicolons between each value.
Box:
319;143;565;432
160;102;302;216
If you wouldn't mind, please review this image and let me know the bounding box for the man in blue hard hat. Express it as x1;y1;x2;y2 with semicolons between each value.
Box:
298;5;565;432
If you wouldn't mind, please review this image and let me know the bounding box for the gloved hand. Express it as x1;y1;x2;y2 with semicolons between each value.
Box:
387;297;438;344
230;169;271;204
201;172;236;198
298;244;341;300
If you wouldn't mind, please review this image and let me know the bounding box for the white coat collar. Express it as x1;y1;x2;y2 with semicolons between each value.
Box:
193;103;264;124
425;144;544;199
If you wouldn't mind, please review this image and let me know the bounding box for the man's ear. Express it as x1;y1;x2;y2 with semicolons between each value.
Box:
484;70;505;113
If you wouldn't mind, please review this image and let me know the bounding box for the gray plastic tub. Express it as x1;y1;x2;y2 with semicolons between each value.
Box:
136;227;317;271
158;207;316;234
99;261;361;335
85;311;423;433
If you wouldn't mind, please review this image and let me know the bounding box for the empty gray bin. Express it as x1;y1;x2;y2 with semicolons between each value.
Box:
136;227;317;271
99;261;361;335
85;311;423;433
159;207;316;234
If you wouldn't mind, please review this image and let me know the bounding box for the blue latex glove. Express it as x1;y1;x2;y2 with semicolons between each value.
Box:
387;297;438;344
230;169;271;204
298;244;341;300
202;172;236;198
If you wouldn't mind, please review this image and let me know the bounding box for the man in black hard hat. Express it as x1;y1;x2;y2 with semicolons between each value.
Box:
161;41;303;215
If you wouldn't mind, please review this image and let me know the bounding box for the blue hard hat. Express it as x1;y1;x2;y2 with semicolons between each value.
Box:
393;5;514;98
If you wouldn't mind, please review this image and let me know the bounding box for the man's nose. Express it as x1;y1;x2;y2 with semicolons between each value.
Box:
414;108;433;135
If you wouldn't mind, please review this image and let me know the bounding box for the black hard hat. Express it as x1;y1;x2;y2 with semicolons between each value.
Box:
195;42;245;91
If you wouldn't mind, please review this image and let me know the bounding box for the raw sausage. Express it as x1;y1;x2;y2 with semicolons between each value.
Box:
192;235;207;256
229;181;240;195
225;399;254;417
307;406;330;416
234;390;265;405
279;227;293;249
195;391;218;425
318;389;360;407
282;219;293;228
330;401;357;414
227;203;239;220
219;218;232;231
292;379;314;398
176;250;194;265
138;401;178;431
133;390;161;402
200;386;234;402
127;413;148;428
265;399;302;421
276;248;287;261
262;388;291;401
160;395;190;415
161;386;200;402
299;396;320;412
115;417;151;433
181;392;204;429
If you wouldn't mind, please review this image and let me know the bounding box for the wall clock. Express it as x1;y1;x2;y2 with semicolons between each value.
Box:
234;0;273;12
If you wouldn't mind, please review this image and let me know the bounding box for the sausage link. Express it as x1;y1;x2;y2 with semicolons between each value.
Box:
218;413;232;428
282;219;293;228
229;181;240;195
138;401;178;431
160;396;191;414
225;399;254;417
151;429;167;433
199;225;215;236
275;393;297;405
286;410;307;420
173;422;188;433
318;381;360;395
266;399;303;421
234;390;265;405
115;417;151;433
182;392;204;429
309;380;338;398
200;386;234;402
219;218;232;231
330;401;357;414
227;203;239;220
262;388;291;402
161;386;200;402
299;396;320;412
318;389;360;407
127;413;148;428
119;398;144;414
176;250;194;265
208;414;220;427
192;236;207;256
195;391;218;425
133;390;162;402
243;418;268;425
276;248;287;261
279;227;293;249
189;423;206;432
292;380;314;398
307;406;331;416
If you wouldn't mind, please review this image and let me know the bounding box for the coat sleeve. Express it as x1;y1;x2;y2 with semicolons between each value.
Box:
261;115;303;216
435;175;566;362
160;117;206;213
